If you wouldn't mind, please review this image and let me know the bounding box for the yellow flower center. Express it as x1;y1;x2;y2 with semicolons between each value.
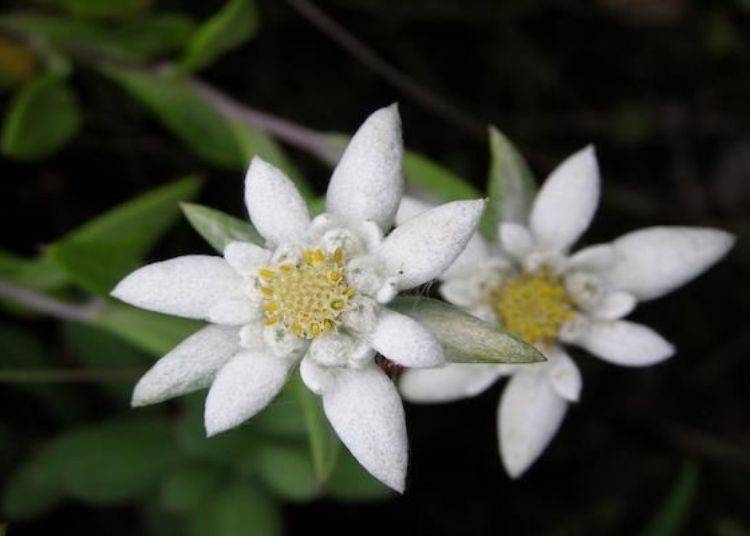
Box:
492;270;576;346
259;248;355;339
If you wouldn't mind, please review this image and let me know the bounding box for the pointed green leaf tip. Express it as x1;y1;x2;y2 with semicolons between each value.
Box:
390;296;545;364
479;126;537;241
181;203;263;253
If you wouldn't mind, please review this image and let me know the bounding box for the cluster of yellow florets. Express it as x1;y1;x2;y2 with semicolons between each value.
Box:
259;248;355;339
492;270;576;346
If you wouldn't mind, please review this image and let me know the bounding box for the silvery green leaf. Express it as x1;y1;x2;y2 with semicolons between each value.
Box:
181;202;263;253
390;296;544;364
479;126;537;241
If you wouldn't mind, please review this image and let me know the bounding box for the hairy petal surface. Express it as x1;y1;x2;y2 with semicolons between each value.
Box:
112;256;243;319
530;146;600;251
132;325;240;406
578;320;675;366
400;363;507;403
370;309;444;368
378;199;485;290
603;227;735;301
244;157;310;247
322;365;408;492
327;105;404;230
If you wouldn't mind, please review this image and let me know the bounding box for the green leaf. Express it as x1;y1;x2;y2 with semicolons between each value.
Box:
252;388;308;439
290;373;339;484
0;252;69;316
58;0;153;19
4;417;177;509
181;0;260;73
0;13;195;62
63;322;151;402
1;74;80;160
479;126;537;240
47;176;201;295
231;121;313;199
404;152;481;201
103;66;243;167
252;443;318;502
2;451;64;520
642;461;699;536
326;450;392;502
390;296;544;364
160;464;223;512
90;304;201;356
181;202;262;253
187;483;281;536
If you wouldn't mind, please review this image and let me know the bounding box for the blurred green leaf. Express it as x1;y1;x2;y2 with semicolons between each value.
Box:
252;389;307;440
4;417;177;512
181;202;262;253
404;152;481;201
47;176;201;295
2;450;64;520
187;482;281;536
103;66;243;167
0;36;37;89
57;0;152;19
231;121;313;199
0;252;69;316
1;73;80;160
391;296;544;364
0;13;195;62
252;443;318;502
181;0;260;73
160;464;223;512
290;373;339;485
326;450;392;502
479;126;536;240
63;322;150;402
0;325;78;420
642;461;699;536
91;304;201;356
307;196;326;216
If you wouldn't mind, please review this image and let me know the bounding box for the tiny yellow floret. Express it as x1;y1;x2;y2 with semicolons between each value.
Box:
492;270;576;346
259;248;355;339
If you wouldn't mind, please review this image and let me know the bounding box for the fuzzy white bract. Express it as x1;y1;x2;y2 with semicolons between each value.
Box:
398;146;734;479
111;105;484;492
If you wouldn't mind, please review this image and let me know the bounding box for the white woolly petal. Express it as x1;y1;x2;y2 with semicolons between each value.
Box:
239;323;264;350
530;146;600;251
377;199;485;290
545;348;581;402
299;356;334;395
499;368;568;479
244;157;310;247
566;243;615;272
132;325;240;407
322;365;408;492
263;325;307;358
369;309;444;368
111;256;243;320
204;351;296;436
578;320;675;367
307;332;354;367
590;291;637;320
223;242;271;276
499;223;535;260
564;272;605;310
207;299;259;325
326;105;404;231
394;195;431;225
400;363;508;403
603;227;735;301
441;233;492;280
341;294;381;335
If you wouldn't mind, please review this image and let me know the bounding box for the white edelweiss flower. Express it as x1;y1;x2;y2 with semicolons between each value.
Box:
111;105;485;493
397;145;735;479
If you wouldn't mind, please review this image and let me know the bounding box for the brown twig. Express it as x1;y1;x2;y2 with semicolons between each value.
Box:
285;0;485;139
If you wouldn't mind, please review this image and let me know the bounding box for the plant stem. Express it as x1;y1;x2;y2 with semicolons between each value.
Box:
0;279;104;322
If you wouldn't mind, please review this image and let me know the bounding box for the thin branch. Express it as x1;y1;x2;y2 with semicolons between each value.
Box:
0;279;104;322
0;368;141;383
189;78;342;165
285;0;485;139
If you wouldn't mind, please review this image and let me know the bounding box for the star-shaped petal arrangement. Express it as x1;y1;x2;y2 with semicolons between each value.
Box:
112;105;486;492
398;145;735;478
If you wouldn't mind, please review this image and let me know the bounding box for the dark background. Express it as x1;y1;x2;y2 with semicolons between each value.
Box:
2;0;749;534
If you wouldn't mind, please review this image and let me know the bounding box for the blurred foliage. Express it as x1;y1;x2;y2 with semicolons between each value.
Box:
0;0;746;534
